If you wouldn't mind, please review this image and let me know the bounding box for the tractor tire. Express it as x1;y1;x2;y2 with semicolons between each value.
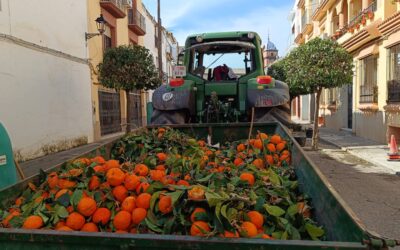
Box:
150;109;187;125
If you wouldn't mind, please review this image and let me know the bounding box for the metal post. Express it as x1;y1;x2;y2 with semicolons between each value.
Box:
157;0;163;80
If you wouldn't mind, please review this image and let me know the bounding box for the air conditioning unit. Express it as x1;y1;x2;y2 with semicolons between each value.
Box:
122;0;132;7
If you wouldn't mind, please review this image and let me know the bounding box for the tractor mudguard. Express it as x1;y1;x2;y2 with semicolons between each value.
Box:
247;80;290;108
152;84;195;116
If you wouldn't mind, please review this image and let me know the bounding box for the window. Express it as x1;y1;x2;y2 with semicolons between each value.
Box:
103;25;114;51
359;55;378;103
388;43;400;103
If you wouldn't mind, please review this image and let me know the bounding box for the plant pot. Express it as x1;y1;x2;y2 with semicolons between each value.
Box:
368;12;374;20
361;18;366;25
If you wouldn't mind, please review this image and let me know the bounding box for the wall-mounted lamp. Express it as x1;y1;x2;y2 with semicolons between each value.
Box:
85;14;107;41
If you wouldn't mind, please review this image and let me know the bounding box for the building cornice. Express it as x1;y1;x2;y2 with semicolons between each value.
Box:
377;11;400;37
341;20;382;52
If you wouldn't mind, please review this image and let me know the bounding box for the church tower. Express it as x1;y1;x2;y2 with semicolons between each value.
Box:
263;35;278;69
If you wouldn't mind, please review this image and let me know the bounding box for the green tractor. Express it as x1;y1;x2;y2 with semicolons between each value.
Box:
149;31;291;125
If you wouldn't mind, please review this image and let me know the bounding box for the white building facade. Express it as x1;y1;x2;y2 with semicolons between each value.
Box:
0;0;93;161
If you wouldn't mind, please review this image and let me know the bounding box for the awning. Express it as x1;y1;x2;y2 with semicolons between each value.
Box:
356;44;379;60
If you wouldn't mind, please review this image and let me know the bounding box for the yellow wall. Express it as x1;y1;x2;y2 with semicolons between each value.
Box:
87;0;145;141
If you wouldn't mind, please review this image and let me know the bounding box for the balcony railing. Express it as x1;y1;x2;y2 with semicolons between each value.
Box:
388;80;400;103
128;9;146;36
360;85;378;103
301;10;312;33
349;1;377;28
100;0;126;18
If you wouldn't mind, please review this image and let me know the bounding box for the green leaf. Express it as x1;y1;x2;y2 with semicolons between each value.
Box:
146;182;164;194
145;218;163;233
150;191;162;211
38;212;49;224
196;173;214;183
215;202;223;224
305;223;325;240
287;204;298;217
9;216;24;228
281;230;289;240
291;226;301;240
70;190;83;208
220;204;229;220
264;204;285;217
55;205;69;219
268;169;281;186
205;191;227;207
227;208;238;221
166;191;184;205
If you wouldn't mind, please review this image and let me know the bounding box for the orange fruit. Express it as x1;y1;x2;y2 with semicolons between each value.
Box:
77;197;97;217
66;205;74;213
176;180;190;186
136;193;151;209
57;226;73;231
106;168;125;186
92;208;111;225
81;222;99;232
156;153;167;162
190;208;206;222
131;207;147;225
240;173;255;186
233;158;244;166
158;195;173;214
121;196;136;213
190;221;210;236
236;143;246;152
91;156;106;165
267;143;276;153
115;230;128;234
161;175;176;185
188;186;205;201
198;140;206;147
55;221;66;229
47;172;58;189
241;221;258;237
262;234;273;239
281;150;290;155
150;170;166;182
270;135;282;145
66;212;85;230
155;165;166;171
15;197;24;206
112;185;128;203
134;164;149;176
265;155;274;165
136;182;150;194
257;133;268;140
252;159;264;169
253;139;263;150
247;211;264;229
58;179;76;189
93;165;105;173
88;176;101;191
124;174;140;191
276;142;286;152
104;159;120;171
113;211;131;231
2;211;20;228
222;230;240;238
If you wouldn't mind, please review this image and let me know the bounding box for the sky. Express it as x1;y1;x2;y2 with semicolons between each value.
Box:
141;0;294;57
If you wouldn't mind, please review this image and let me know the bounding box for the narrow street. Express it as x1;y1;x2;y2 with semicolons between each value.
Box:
305;140;400;240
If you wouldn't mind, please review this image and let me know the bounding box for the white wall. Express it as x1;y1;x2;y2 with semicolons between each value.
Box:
0;0;93;160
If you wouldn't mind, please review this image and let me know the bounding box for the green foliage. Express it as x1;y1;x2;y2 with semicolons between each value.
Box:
284;38;353;94
98;45;161;91
267;60;286;82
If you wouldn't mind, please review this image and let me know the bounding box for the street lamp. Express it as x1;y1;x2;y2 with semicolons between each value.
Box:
85;14;107;41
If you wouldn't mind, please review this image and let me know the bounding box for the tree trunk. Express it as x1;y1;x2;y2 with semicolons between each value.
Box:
312;88;322;150
125;90;131;134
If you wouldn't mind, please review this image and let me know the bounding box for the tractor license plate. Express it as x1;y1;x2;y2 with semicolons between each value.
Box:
256;96;273;107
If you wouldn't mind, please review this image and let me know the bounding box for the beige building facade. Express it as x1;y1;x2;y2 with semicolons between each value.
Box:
87;0;147;141
294;0;400;143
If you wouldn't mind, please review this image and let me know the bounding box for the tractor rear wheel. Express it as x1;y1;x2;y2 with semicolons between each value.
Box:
150;109;187;125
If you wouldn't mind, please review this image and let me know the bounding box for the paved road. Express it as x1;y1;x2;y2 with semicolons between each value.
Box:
305;140;400;243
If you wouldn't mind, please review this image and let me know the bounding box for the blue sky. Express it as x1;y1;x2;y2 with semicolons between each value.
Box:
142;0;293;56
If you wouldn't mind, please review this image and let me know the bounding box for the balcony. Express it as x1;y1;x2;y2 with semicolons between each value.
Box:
301;11;313;35
100;0;126;19
312;0;329;21
128;9;146;36
388;80;400;103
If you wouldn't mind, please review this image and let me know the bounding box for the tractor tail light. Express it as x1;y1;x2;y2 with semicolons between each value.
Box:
257;76;272;84
169;78;184;87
